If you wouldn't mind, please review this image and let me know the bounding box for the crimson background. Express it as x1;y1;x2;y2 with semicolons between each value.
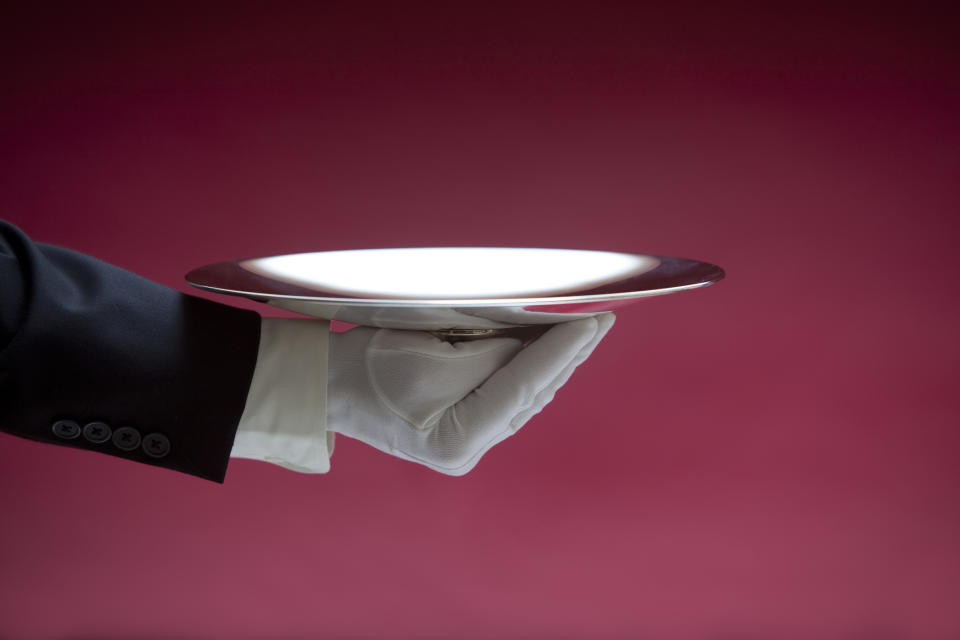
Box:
1;3;959;638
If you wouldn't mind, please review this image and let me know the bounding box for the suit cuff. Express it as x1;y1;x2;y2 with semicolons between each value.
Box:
230;317;333;473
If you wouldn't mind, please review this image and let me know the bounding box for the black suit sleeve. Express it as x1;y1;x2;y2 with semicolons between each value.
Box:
0;220;261;482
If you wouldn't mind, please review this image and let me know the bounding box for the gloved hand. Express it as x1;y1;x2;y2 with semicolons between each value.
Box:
327;314;614;475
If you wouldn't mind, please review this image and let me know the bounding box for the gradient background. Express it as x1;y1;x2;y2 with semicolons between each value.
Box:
1;2;959;638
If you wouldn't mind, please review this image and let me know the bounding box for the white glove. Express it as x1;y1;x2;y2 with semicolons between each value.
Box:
327;314;615;475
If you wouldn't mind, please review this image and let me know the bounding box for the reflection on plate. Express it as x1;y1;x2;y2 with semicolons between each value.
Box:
186;247;724;330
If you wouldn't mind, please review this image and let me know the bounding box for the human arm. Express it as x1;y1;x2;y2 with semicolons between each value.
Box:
0;219;614;481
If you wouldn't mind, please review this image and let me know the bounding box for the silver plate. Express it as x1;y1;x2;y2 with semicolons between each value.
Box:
186;248;724;330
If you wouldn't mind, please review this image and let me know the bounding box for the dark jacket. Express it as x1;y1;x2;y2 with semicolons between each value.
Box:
0;220;260;482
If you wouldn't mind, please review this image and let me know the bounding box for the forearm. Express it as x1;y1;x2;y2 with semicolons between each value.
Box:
0;220;261;482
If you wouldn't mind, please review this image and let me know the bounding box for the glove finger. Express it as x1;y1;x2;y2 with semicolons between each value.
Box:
504;313;614;428
425;314;615;474
459;313;614;426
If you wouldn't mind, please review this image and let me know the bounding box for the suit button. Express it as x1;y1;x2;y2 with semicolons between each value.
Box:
112;427;141;451
142;433;171;458
52;420;81;439
83;421;112;444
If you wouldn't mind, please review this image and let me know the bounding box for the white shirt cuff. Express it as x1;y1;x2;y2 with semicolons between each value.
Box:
230;317;334;473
